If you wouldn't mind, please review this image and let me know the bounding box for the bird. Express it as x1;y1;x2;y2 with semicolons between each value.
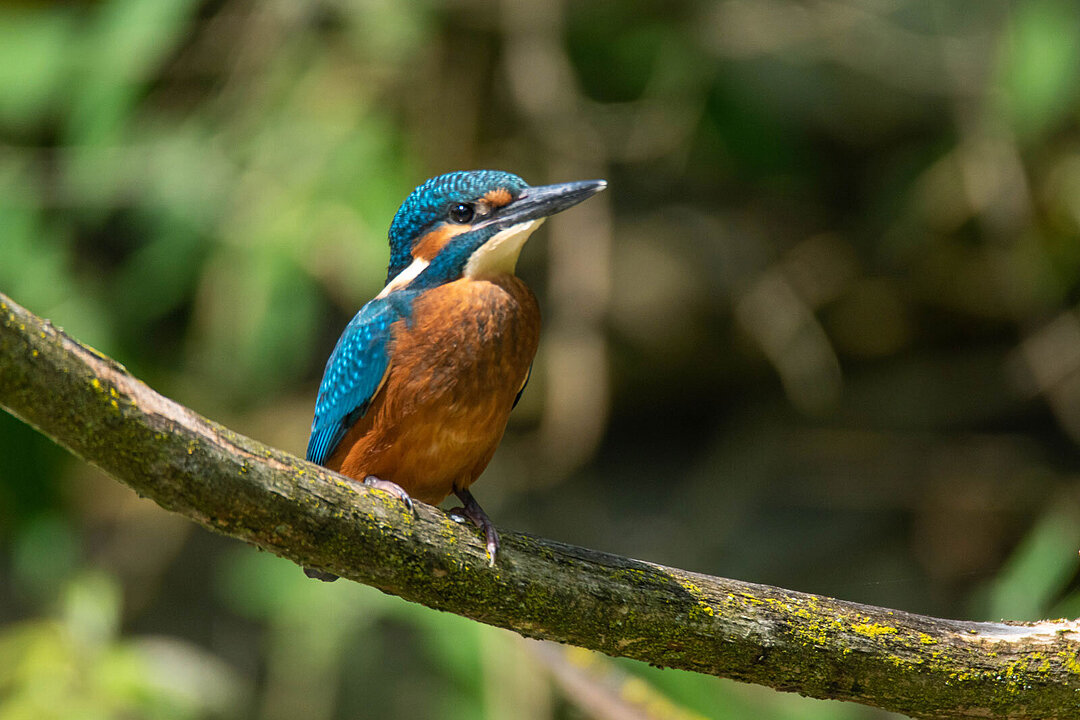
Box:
304;170;606;577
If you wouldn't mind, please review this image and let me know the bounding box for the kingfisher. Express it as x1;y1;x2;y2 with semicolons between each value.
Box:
304;170;606;576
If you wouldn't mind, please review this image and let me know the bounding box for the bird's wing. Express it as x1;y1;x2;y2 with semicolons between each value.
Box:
306;297;402;465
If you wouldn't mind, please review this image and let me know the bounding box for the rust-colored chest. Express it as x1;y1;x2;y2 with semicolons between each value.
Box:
327;275;540;504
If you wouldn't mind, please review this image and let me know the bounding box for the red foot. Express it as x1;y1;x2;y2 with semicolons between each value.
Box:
363;475;417;516
448;488;500;566
303;474;416;582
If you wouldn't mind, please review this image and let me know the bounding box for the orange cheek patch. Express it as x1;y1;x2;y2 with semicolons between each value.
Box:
484;188;513;208
413;224;469;261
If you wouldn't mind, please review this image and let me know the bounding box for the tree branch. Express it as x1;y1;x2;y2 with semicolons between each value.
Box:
1;289;1077;719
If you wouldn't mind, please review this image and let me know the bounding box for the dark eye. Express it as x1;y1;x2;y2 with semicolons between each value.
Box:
448;203;475;224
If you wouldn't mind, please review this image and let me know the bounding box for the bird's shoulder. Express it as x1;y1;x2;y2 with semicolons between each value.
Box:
305;294;410;464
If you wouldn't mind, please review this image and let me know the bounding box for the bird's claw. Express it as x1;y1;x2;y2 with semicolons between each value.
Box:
304;475;413;582
363;475;417;517
449;489;499;566
303;567;340;582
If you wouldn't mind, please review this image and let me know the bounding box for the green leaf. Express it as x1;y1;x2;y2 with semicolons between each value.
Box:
0;8;75;127
982;503;1080;620
996;0;1080;142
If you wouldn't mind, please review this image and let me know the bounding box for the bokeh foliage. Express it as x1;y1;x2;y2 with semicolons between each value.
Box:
2;0;1080;718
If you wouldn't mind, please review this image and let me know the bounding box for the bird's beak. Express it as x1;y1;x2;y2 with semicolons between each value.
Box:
487;179;607;229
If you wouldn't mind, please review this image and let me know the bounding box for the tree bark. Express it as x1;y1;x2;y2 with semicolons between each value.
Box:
1;289;1077;719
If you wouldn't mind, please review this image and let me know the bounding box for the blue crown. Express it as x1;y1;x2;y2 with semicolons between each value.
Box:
386;170;528;283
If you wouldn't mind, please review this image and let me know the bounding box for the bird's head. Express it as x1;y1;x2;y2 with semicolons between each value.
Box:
381;170;606;294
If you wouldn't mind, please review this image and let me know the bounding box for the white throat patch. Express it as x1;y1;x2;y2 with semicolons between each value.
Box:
463;219;544;279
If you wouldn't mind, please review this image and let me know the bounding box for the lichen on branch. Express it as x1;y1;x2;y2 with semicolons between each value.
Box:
1;289;1078;720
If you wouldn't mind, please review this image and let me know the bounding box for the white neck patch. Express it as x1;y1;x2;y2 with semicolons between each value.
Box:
463;219;544;279
376;256;430;298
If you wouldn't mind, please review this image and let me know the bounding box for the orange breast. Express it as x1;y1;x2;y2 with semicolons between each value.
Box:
326;275;540;505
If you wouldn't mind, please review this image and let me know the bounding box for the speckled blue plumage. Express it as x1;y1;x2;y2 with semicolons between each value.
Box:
306;295;411;465
309;170;530;466
386;170;527;283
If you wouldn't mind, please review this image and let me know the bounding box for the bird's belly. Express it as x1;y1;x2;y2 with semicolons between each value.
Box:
330;276;540;504
375;393;508;503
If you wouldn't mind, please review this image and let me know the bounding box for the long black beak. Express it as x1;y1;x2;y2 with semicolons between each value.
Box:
488;179;607;228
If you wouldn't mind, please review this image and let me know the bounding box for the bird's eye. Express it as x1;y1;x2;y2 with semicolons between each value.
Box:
449;203;475;224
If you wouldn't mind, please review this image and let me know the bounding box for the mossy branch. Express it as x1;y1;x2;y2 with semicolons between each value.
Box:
1;289;1078;719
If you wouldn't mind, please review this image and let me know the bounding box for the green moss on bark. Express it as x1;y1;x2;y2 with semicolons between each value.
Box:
3;290;1080;719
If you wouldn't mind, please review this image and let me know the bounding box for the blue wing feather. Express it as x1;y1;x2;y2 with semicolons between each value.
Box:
306;297;401;465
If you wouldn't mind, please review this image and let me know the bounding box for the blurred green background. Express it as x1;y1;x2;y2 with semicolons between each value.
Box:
2;0;1080;718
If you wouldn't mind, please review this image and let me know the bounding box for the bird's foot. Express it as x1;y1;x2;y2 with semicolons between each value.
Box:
448;488;499;566
303;567;340;582
363;475;417;517
304;475;415;582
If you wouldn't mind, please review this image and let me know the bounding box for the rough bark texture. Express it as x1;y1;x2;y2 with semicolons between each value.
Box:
1;289;1078;719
